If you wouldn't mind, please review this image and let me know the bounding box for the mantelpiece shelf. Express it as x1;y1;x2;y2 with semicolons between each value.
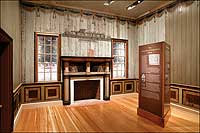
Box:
64;72;110;76
61;56;113;62
61;56;113;73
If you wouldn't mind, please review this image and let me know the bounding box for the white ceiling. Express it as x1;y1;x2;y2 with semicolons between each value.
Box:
23;0;175;19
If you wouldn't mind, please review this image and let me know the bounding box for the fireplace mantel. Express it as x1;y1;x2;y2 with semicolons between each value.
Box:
61;56;113;105
61;56;113;62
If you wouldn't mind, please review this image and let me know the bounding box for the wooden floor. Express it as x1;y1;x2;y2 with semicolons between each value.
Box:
14;93;200;132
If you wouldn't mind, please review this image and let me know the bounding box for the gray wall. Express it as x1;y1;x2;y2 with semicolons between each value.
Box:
21;7;138;83
165;1;199;86
0;1;22;89
136;1;199;86
1;1;198;87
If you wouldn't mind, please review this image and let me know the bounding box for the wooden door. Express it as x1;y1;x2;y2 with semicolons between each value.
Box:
0;28;13;132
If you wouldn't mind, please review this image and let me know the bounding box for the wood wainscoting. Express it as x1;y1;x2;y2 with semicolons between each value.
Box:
110;79;139;95
13;82;62;119
170;83;200;109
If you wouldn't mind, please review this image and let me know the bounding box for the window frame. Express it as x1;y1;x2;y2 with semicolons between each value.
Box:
111;38;128;79
34;32;61;82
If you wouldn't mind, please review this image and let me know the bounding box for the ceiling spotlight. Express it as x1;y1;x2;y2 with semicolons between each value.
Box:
126;0;144;10
104;0;114;6
127;5;136;10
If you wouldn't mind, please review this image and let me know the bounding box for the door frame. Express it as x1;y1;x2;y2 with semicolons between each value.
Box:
0;28;13;132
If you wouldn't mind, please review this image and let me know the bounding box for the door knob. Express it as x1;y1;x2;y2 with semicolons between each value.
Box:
0;105;2;108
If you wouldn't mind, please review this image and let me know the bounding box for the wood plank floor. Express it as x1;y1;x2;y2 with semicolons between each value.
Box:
14;93;200;132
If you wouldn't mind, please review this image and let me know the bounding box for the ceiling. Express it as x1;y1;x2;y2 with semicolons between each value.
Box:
22;0;175;19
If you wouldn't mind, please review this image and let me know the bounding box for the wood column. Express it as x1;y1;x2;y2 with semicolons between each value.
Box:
63;77;70;105
104;75;110;100
86;62;90;73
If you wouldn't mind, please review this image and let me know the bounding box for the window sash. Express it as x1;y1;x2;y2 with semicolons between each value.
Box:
112;39;128;79
35;33;60;82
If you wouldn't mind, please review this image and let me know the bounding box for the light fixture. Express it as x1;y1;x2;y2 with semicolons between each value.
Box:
126;0;144;10
178;5;182;12
127;5;136;10
104;0;114;6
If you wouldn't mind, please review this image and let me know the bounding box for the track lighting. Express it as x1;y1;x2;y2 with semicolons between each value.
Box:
104;0;114;6
127;5;136;10
127;0;144;10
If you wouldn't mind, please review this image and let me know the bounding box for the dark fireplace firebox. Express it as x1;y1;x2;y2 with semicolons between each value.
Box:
74;80;100;100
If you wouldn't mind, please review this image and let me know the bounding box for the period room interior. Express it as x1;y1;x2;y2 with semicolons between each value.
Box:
0;0;199;132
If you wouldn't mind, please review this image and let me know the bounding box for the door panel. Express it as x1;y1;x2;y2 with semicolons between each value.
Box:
0;28;13;132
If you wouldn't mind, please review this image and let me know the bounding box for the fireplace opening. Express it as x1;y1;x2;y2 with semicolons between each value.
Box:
74;80;100;101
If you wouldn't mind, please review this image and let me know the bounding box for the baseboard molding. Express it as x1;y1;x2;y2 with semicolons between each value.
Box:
21;100;63;109
13;104;23;128
171;103;200;114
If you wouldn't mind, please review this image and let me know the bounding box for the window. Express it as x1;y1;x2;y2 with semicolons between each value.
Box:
34;33;61;82
111;39;128;79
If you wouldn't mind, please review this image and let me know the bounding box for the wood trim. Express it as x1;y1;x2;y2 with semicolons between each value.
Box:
124;81;134;93
182;90;200;109
170;83;200;90
23;81;61;86
135;80;139;93
126;40;128;78
111;38;128;79
137;107;171;128
57;34;61;81
111;82;123;95
170;88;179;103
24;87;41;103
110;78;139;81
0;28;14;132
34;32;38;82
35;32;59;36
13;83;23;94
45;86;60;100
161;43;165;118
61;56;113;62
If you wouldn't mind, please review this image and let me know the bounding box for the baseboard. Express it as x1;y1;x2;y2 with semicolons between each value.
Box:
63;101;70;105
13;104;23;128
21;100;63;109
103;96;110;100
137;107;171;127
171;103;200;114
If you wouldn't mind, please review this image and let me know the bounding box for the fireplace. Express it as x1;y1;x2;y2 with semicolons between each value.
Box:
70;76;104;104
61;56;113;105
